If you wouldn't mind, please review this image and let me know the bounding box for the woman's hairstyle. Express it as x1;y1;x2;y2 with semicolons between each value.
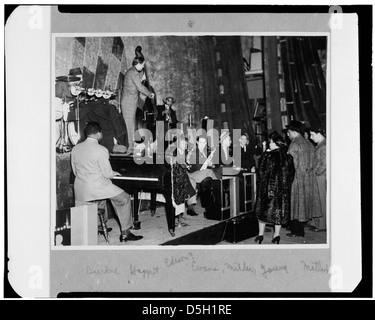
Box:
240;133;250;140
268;130;287;148
85;121;102;136
310;126;326;137
132;56;145;66
132;45;145;66
196;135;207;142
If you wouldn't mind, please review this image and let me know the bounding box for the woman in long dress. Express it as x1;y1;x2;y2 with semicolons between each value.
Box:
166;137;196;229
254;131;295;244
309;127;327;231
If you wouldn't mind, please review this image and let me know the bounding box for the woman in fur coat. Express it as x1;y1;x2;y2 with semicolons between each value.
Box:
254;131;295;244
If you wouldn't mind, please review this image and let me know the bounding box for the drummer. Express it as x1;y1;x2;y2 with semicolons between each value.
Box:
55;68;83;152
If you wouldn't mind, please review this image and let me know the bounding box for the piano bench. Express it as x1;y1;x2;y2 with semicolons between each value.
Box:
91;200;110;245
75;199;110;245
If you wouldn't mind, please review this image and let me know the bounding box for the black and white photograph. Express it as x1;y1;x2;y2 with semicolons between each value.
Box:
4;5;368;298
53;34;328;247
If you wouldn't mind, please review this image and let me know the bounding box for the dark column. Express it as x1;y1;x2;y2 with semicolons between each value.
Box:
263;37;282;134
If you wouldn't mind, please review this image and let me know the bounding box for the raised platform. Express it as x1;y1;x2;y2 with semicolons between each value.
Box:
97;200;327;246
98;200;226;246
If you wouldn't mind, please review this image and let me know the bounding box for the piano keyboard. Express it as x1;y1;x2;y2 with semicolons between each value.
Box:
113;176;159;182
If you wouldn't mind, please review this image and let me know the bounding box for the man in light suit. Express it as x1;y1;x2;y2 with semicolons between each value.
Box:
121;47;155;147
71;122;143;242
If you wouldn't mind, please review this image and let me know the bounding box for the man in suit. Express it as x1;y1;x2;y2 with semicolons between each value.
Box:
121;50;155;147
156;95;178;144
186;135;219;216
71;122;143;242
156;96;178;126
236;133;256;171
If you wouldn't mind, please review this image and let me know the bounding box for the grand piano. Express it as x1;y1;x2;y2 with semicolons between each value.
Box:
109;153;176;236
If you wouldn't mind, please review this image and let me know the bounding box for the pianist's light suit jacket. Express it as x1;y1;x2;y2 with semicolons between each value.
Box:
71;137;123;201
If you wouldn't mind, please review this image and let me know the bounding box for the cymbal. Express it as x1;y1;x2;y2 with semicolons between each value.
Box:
56;75;81;82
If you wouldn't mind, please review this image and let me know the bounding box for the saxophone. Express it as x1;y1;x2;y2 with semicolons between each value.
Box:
200;148;216;171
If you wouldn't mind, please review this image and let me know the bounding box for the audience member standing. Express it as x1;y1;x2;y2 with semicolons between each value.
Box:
254;131;295;244
286;120;322;237
309;127;327;231
166;137;196;226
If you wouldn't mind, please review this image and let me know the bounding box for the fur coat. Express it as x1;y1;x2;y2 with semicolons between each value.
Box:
255;147;295;225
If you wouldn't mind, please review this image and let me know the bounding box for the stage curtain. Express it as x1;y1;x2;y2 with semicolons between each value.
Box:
197;36;253;136
217;36;253;135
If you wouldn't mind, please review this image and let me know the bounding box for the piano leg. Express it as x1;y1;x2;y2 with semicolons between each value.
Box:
163;188;175;237
133;190;141;230
150;192;156;217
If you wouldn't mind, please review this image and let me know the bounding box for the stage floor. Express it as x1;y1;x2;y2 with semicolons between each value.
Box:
98;200;327;246
98;201;219;246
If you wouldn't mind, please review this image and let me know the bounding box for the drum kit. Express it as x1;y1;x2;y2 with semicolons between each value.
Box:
55;71;117;153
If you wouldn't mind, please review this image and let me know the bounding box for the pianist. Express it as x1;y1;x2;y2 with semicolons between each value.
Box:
71;121;143;243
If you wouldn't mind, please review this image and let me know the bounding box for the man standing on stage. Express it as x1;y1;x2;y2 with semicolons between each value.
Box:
121;47;155;147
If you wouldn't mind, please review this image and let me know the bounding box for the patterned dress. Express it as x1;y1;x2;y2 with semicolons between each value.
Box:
168;148;196;215
255;147;295;225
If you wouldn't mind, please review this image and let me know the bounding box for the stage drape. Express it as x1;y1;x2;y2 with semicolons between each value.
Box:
217;36;253;135
197;36;253;136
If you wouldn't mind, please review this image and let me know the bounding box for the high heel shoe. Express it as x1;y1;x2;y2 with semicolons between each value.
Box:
271;236;280;244
254;235;263;244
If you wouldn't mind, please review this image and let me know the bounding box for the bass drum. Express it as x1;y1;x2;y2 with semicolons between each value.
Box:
67;121;81;146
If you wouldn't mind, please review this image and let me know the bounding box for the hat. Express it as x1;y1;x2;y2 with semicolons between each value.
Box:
220;131;230;143
163;96;176;104
285;120;304;134
55;75;81;82
69;67;82;76
56;67;82;83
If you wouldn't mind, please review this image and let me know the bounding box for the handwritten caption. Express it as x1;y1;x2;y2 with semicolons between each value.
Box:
84;252;330;291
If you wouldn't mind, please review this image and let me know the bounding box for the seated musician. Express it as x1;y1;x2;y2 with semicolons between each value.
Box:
218;131;233;168
235;133;256;171
186;135;219;216
156;96;178;140
71;121;143;243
